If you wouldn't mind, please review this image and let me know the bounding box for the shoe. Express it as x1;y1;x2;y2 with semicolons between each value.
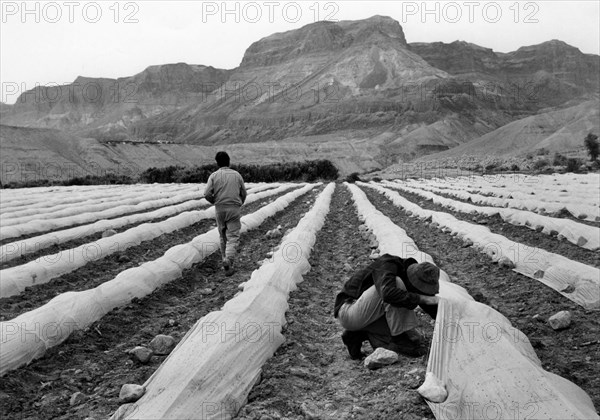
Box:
224;267;236;277
387;330;427;357
342;330;367;360
222;259;231;271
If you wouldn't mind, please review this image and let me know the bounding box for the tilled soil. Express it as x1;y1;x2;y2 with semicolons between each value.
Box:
382;183;600;268
0;185;322;420
1;182;599;420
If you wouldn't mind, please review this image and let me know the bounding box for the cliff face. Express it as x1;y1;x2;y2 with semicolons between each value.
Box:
410;39;600;105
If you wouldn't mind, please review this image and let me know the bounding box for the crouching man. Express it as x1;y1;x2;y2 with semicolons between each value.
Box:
334;254;440;359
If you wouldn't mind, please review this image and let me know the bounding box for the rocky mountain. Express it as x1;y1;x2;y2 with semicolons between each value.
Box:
410;40;600;106
2;15;599;178
2;64;231;140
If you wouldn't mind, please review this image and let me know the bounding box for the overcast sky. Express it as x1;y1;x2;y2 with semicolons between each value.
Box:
1;0;599;103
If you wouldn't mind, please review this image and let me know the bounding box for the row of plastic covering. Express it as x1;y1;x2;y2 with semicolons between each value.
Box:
427;173;599;202
0;190;207;241
0;184;298;298
346;183;599;420
385;181;600;250
0;183;317;376
110;183;334;420
0;183;193;211
0;182;265;212
0;185;276;263
361;182;600;311
414;175;599;214
0;184;200;224
404;178;600;222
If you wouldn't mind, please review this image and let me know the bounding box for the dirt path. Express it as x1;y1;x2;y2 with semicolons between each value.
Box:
0;185;323;420
361;186;600;411
238;185;436;420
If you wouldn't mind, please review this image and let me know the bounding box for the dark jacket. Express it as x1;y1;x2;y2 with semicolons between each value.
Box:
334;254;422;318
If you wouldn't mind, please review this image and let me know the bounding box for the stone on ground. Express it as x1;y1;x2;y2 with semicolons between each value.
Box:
548;311;572;330
149;334;176;355
128;346;153;364
417;372;448;403
69;391;85;406
119;384;145;403
364;347;398;370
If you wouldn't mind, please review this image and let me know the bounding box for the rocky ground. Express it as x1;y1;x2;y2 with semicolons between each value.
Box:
1;182;598;419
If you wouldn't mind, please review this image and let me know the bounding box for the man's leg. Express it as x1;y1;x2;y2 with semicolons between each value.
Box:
224;207;241;265
337;286;387;360
215;210;228;269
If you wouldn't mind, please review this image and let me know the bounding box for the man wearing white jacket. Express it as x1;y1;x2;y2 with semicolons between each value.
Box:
204;152;247;276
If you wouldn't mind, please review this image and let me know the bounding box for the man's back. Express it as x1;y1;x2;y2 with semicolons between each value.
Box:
204;167;247;208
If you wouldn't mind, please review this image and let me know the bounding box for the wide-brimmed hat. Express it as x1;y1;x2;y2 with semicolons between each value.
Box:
407;262;440;295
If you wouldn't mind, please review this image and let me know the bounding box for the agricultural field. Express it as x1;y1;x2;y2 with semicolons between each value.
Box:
0;175;599;420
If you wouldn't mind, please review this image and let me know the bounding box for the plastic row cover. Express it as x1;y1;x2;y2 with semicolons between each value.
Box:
363;182;600;311
110;183;334;420
346;183;599;420
0;184;278;264
0;189;209;241
0;184;298;298
430;173;600;203
405;178;600;222
385;181;600;251
0;183;317;376
1;183;270;221
0;183;190;212
0;182;264;211
0;184;200;225
416;176;600;217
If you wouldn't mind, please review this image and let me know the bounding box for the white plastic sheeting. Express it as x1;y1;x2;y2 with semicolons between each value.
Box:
0;190;209;241
0;183;317;376
110;183;334;420
0;184;277;263
427;299;599;420
385;180;600;251
0;184;295;297
346;183;599;420
408;175;600;221
0;184;180;212
362;182;600;311
0;185;199;225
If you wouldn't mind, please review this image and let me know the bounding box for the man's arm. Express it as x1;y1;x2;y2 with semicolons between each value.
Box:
239;176;247;204
373;261;422;309
204;175;215;204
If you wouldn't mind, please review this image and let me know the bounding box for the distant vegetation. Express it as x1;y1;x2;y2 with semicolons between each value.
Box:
584;133;599;161
1;160;339;189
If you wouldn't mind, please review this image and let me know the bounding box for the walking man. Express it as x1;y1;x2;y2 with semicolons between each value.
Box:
334;254;440;359
204;152;247;276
